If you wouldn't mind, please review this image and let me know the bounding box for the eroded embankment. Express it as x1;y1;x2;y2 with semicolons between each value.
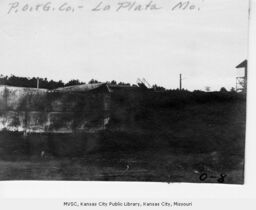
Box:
0;86;110;133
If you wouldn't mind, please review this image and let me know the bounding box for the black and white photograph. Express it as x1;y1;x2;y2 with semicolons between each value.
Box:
0;0;250;186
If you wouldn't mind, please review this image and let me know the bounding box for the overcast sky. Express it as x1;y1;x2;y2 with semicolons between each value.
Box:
0;0;250;90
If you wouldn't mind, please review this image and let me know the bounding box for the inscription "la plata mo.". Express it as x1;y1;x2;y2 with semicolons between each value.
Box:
92;1;201;12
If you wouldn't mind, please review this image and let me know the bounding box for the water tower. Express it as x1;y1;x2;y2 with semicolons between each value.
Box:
236;60;247;93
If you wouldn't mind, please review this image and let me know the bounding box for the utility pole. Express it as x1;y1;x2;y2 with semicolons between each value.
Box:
37;77;39;89
179;74;182;90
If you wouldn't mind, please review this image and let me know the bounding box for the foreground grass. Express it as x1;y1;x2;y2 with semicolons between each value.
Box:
0;149;243;183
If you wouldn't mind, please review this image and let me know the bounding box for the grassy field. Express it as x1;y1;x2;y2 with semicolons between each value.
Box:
0;91;246;184
0;148;244;183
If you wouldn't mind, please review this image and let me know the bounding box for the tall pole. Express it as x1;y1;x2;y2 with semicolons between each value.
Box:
244;65;247;93
37;77;39;89
179;74;182;90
